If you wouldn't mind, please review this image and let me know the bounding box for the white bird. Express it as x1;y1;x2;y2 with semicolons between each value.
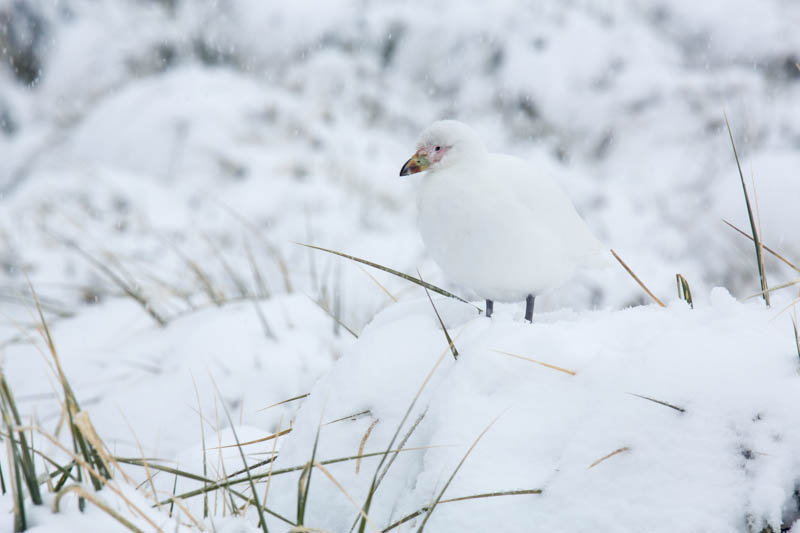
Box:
400;120;606;322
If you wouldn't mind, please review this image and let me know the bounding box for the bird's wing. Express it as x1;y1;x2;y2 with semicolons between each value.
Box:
488;153;605;259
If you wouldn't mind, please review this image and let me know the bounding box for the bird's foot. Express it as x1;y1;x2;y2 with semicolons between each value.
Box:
525;294;535;323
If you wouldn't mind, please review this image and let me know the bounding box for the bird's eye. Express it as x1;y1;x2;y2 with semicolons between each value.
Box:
434;146;441;151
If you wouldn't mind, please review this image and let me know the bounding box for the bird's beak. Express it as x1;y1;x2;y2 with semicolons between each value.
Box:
399;151;430;176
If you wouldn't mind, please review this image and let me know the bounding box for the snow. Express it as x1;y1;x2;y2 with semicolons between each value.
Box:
2;0;800;531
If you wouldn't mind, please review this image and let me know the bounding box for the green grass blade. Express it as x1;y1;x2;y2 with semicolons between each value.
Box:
723;113;769;306
297;411;324;526
382;489;542;532
416;415;501;532
418;271;458;359
296;243;481;312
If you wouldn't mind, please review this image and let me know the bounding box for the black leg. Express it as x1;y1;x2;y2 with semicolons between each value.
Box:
485;299;494;318
525;294;535;323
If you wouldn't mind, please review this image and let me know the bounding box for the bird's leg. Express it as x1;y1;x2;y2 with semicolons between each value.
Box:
525;294;535;323
485;299;494;318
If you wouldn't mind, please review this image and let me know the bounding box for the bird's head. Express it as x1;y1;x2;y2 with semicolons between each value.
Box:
400;120;487;176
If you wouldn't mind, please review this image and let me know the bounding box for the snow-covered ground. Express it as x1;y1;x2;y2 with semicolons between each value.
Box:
1;1;799;531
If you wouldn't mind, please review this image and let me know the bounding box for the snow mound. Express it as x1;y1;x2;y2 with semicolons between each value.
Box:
263;291;800;532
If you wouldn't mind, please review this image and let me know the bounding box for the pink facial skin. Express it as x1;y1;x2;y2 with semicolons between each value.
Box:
418;143;451;164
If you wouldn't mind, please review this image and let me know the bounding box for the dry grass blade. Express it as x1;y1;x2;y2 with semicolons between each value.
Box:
35;427;164;532
251;299;277;341
191;374;210;518
627;392;685;413
307;294;360;338
792;316;800;360
244;236;271;299
210;378;269;533
4;411;27;532
165;236;224;305
54;235;168;325
27;278;112;488
588;446;630;469
357;264;398;302
212;428;292;449
492;349;577;376
314;462;381;533
216;201;293;292
744;278;800;300
356;419;380;474
262;417;283;518
415;414;502;533
382;489;542;532
722;219;800;273
156;445;446;506
296;242;481;312
610;249;665;307
724;113;769;306
54;485;145;533
419;270;458;359
675;274;693;309
375;412;426;490
257;393;310;412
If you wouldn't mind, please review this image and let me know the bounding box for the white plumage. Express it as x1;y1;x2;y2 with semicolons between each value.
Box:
400;120;605;314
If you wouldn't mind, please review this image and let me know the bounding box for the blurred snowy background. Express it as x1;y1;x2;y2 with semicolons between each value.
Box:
1;1;800;531
2;0;799;320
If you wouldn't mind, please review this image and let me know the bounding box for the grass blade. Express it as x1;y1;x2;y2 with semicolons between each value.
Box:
296;243;481;312
610;249;665;307
210;378;269;533
297;411;324;526
675;274;693;309
492;349;577;376
382;489;541;532
53;485;145;533
723;113;769;306
627;392;685;413
0;374;42;504
588;446;630;469
53;234;168;325
415;414;501;532
722;219;800;273
418;271;457;359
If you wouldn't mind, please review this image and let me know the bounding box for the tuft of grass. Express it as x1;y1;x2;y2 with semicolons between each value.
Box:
610;249;665;307
0;374;43;507
675;274;693;309
724;113;769;307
